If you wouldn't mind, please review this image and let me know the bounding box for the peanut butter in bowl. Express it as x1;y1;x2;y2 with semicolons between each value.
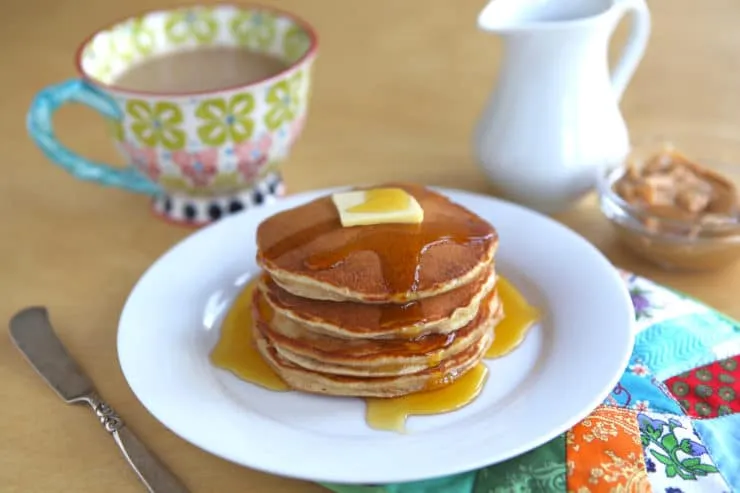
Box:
599;142;740;271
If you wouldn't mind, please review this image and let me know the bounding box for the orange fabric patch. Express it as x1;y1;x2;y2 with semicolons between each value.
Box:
566;406;652;492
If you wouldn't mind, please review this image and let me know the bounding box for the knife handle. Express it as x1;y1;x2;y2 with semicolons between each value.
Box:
85;395;190;493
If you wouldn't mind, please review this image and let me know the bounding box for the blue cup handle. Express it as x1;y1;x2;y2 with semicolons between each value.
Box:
27;79;161;195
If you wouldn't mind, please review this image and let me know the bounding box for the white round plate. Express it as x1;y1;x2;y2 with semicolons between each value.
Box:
118;187;635;485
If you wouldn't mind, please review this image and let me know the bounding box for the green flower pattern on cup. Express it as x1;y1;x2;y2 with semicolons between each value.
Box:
129;18;156;57
230;10;277;50
107;36;135;65
195;94;255;146
264;71;304;131
284;25;311;62
127;100;186;150
165;9;218;45
83;18;156;81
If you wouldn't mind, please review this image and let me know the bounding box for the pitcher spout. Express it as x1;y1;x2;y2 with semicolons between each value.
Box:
477;0;619;33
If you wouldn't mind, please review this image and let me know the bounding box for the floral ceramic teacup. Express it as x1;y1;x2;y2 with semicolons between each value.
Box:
27;4;317;224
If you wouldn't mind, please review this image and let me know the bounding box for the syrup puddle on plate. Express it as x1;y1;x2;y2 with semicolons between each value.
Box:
211;276;540;432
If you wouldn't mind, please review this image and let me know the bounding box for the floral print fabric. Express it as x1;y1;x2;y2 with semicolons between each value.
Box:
638;412;728;492
566;406;650;492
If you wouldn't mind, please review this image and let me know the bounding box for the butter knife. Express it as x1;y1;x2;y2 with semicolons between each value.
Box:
9;306;190;493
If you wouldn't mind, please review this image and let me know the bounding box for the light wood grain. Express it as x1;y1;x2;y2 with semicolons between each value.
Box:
1;0;739;492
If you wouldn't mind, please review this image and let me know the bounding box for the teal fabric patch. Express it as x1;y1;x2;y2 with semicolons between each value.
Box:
603;357;684;414
634;312;740;381
693;414;740;492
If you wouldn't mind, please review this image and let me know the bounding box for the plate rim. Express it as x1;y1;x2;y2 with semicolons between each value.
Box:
117;186;635;484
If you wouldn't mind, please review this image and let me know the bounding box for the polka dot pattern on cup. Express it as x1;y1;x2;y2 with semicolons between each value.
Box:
152;172;284;226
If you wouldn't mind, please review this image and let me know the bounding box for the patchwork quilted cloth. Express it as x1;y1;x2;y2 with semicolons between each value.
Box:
323;270;740;493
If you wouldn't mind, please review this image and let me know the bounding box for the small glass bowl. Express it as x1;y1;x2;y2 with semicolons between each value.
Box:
597;130;740;272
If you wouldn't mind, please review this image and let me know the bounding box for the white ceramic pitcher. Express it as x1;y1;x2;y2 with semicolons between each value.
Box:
474;0;651;213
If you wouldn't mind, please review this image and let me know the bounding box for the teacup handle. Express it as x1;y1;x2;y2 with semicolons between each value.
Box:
26;79;160;195
610;0;651;102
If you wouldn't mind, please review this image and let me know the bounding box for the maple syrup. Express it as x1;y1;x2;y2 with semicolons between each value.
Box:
486;277;540;359
258;278;498;362
304;221;494;295
376;290;489;331
210;280;288;391
365;364;489;432
211;274;540;432
262;266;498;335
347;188;411;213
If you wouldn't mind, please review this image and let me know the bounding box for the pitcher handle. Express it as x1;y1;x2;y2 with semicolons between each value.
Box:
610;0;651;102
26;79;160;195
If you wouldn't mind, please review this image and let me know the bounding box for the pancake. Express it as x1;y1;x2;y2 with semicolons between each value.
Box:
254;284;501;374
253;322;494;398
244;183;502;399
259;265;498;339
267;302;503;378
256;183;498;303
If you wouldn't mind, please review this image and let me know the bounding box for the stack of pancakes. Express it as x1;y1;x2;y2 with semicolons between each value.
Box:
253;183;501;398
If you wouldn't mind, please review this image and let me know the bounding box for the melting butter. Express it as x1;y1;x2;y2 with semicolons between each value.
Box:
347;188;411;213
332;188;424;227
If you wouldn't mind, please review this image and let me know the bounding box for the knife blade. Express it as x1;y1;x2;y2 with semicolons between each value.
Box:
9;306;190;493
10;306;94;402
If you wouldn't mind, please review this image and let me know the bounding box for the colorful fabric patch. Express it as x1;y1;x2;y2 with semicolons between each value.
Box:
633;312;740;381
693;414;740;492
638;411;729;492
604;358;684;414
473;434;565;492
566;406;650;492
665;356;740;418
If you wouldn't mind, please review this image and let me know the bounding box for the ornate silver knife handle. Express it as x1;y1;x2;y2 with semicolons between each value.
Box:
81;393;190;493
10;306;190;493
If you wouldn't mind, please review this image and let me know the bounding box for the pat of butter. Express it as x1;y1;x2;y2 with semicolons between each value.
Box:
332;188;424;227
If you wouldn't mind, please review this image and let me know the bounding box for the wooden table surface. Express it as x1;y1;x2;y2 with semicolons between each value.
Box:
2;0;739;491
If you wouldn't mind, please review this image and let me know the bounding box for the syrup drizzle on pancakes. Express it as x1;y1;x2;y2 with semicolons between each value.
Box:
211;275;539;432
